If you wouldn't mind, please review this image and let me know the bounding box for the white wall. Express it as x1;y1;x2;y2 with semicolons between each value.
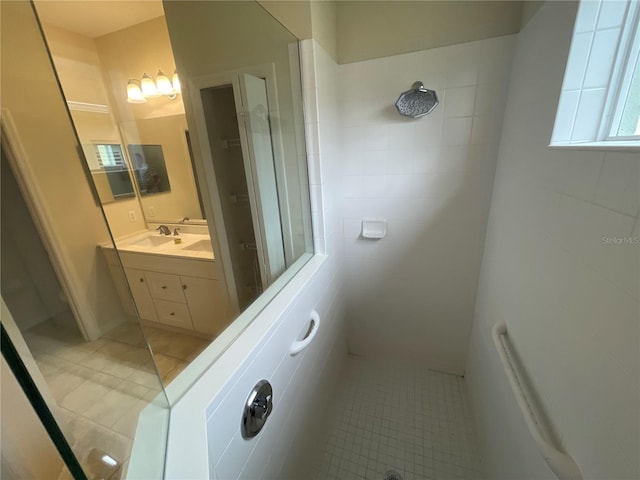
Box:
336;1;522;64
163;39;347;479
338;36;515;374
465;2;639;479
41;22;148;238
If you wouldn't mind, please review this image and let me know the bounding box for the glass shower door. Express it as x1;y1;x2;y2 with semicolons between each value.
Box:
0;1;170;478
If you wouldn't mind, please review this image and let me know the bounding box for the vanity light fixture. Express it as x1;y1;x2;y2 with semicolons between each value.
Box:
126;70;181;103
126;80;146;104
172;70;181;94
155;70;175;98
141;73;160;98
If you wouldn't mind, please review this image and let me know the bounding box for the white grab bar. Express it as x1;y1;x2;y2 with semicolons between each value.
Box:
492;323;582;480
290;310;320;356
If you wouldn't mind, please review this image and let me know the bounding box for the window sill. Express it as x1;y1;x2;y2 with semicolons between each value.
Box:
549;141;640;151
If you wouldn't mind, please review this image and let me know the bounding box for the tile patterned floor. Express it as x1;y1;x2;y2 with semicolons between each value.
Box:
21;319;209;479
314;357;484;480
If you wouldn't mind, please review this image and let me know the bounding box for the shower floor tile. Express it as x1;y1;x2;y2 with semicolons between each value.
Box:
315;357;484;480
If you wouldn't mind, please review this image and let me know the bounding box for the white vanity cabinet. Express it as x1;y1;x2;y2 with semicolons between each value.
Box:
181;276;229;335
103;248;231;336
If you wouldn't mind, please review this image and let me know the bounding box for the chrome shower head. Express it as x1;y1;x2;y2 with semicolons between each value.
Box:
395;81;439;118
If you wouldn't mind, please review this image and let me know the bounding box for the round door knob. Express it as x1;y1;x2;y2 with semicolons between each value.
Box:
139;278;144;283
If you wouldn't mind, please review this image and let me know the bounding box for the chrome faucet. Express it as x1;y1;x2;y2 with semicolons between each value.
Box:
156;225;171;235
173;228;180;236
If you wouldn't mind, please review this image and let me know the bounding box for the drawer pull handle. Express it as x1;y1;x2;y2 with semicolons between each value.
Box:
161;285;167;289
290;310;320;356
183;285;187;290
170;312;175;316
139;278;144;283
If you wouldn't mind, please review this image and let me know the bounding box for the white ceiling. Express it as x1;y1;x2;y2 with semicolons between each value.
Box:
34;1;165;38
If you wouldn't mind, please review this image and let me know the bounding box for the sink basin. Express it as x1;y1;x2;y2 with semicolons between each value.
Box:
182;239;213;253
133;236;174;247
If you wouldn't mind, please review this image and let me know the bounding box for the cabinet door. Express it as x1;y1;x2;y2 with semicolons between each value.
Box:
124;268;158;322
181;276;230;335
145;271;186;303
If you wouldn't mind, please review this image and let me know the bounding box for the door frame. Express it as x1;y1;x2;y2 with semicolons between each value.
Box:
188;63;294;307
1;109;91;340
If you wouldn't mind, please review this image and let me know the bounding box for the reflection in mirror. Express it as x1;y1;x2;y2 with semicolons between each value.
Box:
119;114;204;222
35;0;313;407
7;0;315;476
127;144;171;195
173;1;315;324
34;0;212;413
83;143;136;203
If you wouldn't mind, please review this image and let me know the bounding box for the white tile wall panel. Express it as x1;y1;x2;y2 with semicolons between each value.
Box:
338;36;516;374
466;2;640;479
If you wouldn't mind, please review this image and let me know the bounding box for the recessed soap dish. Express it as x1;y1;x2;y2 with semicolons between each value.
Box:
362;217;387;239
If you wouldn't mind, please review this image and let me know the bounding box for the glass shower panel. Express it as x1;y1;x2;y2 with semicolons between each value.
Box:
1;351;78;480
32;0;213;393
0;1;169;478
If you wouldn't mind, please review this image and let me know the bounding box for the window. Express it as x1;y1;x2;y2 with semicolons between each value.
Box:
609;25;640;138
552;0;640;146
95;144;126;169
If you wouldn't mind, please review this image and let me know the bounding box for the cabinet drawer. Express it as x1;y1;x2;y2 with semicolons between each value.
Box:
154;300;193;330
145;272;186;303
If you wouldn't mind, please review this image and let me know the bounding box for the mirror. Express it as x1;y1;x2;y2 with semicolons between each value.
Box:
35;0;313;403
82;143;136;203
128;144;171;195
71;107;138;205
119;114;205;222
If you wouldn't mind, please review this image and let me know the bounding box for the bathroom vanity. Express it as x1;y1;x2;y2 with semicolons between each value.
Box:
101;230;232;337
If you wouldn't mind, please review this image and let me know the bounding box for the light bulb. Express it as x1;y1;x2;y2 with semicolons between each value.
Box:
156;70;175;96
126;80;147;103
172;70;181;95
141;73;160;98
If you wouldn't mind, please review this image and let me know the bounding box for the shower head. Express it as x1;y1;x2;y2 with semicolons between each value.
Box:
395;81;439;118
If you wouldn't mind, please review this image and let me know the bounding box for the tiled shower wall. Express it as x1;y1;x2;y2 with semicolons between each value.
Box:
466;2;639;478
338;36;515;374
